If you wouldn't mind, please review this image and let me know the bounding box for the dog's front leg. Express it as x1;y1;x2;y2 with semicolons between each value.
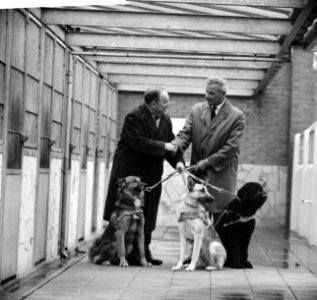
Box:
138;217;152;267
115;230;129;267
186;231;203;272
172;227;187;271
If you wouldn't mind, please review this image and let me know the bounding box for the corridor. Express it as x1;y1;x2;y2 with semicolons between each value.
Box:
2;226;317;300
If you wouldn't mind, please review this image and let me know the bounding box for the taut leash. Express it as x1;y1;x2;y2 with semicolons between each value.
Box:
145;170;179;192
144;166;193;192
145;165;236;199
182;168;236;198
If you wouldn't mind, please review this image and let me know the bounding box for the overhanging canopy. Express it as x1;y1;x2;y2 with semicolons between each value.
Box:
40;0;317;97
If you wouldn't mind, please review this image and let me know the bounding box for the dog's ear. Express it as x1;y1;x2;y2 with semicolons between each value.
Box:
117;178;126;191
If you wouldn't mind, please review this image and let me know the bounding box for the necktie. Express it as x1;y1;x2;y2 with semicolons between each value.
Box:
210;106;217;121
154;116;160;128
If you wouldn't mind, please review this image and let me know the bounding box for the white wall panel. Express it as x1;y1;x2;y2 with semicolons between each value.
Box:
84;160;94;239
46;158;62;261
0;154;2;203
17;155;37;277
67;159;80;249
96;161;105;233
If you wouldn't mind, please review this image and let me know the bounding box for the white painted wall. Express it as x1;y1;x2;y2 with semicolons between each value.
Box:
291;123;317;246
96;161;106;233
0;154;2;206
46;158;62;261
17;155;37;277
84;160;94;239
67;159;80;249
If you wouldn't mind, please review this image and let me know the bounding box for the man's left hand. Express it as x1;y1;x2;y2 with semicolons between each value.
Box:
194;159;209;173
176;162;185;172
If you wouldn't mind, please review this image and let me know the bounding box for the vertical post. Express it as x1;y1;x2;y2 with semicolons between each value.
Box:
59;51;73;260
0;9;12;283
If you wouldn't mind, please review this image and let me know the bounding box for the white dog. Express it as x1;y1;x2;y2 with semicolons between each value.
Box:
172;183;226;272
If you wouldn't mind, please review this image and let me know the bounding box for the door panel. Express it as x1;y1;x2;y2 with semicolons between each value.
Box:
34;171;49;264
1;174;21;280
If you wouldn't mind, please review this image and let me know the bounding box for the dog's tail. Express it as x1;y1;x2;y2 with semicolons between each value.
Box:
88;236;102;261
209;241;227;268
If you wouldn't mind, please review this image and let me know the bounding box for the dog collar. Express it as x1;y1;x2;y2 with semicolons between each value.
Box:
114;209;144;223
178;211;210;226
222;210;255;227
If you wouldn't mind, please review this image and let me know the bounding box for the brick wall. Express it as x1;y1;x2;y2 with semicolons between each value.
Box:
118;64;292;167
118;49;317;167
290;47;316;140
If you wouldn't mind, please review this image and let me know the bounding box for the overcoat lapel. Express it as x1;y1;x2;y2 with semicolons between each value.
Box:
202;99;230;141
141;104;158;134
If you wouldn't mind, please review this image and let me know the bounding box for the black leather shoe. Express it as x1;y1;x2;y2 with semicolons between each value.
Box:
145;248;162;265
146;255;162;265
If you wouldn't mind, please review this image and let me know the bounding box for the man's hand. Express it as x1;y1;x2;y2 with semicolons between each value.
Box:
194;159;209;174
165;142;178;153
176;161;185;172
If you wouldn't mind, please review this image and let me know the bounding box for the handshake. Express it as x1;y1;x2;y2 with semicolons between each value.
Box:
164;141;178;154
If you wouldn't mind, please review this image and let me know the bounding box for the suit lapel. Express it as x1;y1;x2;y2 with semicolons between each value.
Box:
202;99;230;140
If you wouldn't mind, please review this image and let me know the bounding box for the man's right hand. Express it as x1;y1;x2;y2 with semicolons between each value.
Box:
165;142;178;153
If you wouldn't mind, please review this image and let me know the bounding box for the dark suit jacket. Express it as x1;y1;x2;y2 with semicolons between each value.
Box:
104;104;183;233
174;98;245;212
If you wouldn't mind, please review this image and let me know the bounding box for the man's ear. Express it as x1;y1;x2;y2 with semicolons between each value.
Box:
149;100;157;109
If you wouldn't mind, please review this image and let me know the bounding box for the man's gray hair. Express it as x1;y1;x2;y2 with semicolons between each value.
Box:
206;77;227;95
144;87;166;104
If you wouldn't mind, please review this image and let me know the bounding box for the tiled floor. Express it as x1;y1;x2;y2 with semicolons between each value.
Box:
1;226;317;300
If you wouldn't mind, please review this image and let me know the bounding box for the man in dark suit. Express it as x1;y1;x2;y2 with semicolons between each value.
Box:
173;77;245;223
103;87;183;265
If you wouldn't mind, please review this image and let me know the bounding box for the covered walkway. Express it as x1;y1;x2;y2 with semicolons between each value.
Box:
1;1;317;298
2;226;317;300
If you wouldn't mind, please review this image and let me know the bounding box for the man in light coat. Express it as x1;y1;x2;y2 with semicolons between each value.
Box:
174;77;245;222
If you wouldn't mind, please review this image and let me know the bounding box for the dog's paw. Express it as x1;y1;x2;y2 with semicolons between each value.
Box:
145;262;152;268
205;266;218;271
172;265;183;271
119;258;129;267
140;259;152;267
185;264;196;272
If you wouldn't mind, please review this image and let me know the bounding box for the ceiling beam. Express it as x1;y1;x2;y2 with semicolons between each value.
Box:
85;56;272;69
254;0;317;95
133;0;307;8
98;63;265;79
42;9;291;35
116;83;254;96
303;19;317;51
66;33;280;55
72;50;283;62
108;74;260;89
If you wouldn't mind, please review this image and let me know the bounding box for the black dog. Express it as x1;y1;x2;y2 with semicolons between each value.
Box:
215;182;267;269
89;176;151;267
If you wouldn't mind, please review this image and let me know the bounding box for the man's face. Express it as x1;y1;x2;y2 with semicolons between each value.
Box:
152;91;170;116
205;84;225;106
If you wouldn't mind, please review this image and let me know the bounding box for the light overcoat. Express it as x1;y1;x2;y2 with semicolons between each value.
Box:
174;98;245;213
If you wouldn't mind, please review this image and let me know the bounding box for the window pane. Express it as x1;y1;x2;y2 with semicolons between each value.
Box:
40;137;49;168
7;132;22;169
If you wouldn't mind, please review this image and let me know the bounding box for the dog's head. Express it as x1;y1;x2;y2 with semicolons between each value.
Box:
115;176;147;210
188;183;215;212
236;182;267;216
